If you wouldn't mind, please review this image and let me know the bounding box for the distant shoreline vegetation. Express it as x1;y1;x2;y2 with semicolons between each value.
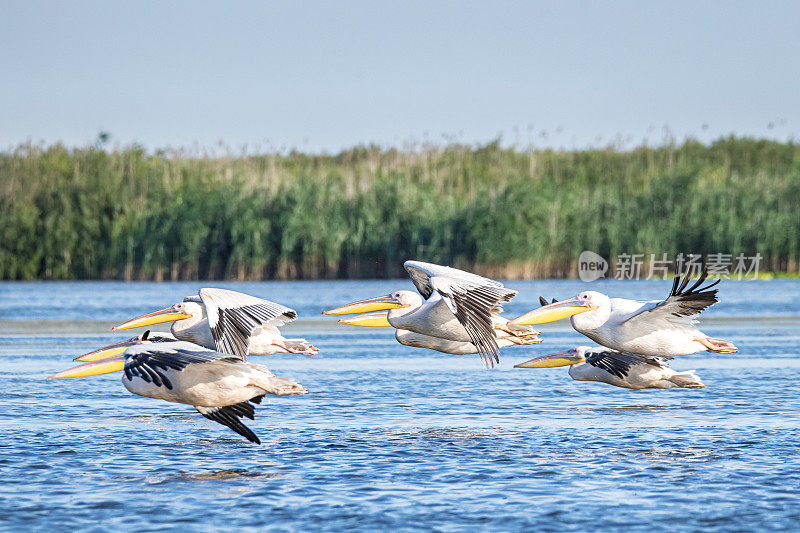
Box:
0;137;798;281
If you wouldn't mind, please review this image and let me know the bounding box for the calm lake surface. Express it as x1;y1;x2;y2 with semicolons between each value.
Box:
1;279;799;531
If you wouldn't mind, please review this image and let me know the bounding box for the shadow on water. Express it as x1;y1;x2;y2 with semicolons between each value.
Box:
178;469;284;482
383;427;522;442
111;468;284;483
575;404;670;413
629;447;715;460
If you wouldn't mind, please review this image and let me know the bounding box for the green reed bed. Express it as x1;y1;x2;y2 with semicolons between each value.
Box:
1;137;798;280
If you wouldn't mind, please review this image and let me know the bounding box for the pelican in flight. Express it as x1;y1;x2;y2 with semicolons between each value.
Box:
112;288;318;359
323;261;538;367
510;268;738;357
514;346;705;389
49;339;307;443
338;311;541;355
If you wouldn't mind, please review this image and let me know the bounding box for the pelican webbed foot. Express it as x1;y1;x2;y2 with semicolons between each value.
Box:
494;323;541;338
280;339;319;355
506;335;543;345
287;344;319;355
697;337;738;353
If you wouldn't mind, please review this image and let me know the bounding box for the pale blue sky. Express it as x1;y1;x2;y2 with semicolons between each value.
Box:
2;1;798;152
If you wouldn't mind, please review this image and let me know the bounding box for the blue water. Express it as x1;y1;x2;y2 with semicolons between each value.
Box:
1;280;799;531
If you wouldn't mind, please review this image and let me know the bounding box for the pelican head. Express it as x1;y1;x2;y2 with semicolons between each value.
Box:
323;290;422;316
509;291;606;326
514;346;589;368
112;300;202;331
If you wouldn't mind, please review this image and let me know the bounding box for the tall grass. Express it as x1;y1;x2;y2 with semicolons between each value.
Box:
0;137;798;280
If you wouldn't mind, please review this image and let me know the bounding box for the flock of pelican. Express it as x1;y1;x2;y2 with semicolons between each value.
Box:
48;260;737;443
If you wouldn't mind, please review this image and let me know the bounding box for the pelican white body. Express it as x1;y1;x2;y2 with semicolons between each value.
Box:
394;329;530;355
121;360;283;407
573;296;707;356
388;294;472;342
568;361;703;389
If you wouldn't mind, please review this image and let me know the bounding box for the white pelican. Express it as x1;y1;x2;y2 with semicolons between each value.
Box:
323;261;538;367
112;288;318;359
338;311;541;355
49;340;308;443
510;268;738;357
514;346;705;389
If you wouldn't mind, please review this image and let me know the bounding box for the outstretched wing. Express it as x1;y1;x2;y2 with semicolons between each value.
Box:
195;395;265;444
584;349;666;379
200;288;298;359
405;260;517;368
622;267;720;328
123;341;240;390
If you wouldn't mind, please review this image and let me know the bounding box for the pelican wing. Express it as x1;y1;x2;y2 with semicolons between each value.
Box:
195;396;264;444
405;261;509;300
584;349;667;379
199;288;298;359
405;260;517;367
123;342;240;390
622;268;720;328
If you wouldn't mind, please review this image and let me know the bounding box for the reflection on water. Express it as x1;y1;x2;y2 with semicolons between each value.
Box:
1;280;799;530
384;427;521;442
575;405;669;413
618;447;715;461
179;469;284;481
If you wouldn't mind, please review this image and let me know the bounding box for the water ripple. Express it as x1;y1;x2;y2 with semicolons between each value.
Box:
1;281;799;530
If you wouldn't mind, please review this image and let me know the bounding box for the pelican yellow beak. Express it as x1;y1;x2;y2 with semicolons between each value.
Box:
47;354;126;379
509;297;596;326
338;312;393;327
322;294;409;315
514;351;583;368
74;336;140;362
112;306;192;331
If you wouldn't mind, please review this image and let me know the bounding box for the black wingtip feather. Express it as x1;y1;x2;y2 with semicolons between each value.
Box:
676;269;692;294
585;350;662;378
196;402;261;444
685;267;709;293
670;273;681;297
585;350;633;379
667;263;720;317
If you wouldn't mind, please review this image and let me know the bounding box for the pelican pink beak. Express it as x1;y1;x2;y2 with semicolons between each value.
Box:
514;350;584;368
509;297;596;326
112;305;192;331
322;294;409;315
48;354;126;379
73;335;141;362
